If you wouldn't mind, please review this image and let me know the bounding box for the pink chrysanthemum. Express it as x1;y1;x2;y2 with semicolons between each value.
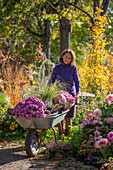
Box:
108;132;113;139
94;130;100;136
82;119;90;126
108;94;113;102
98;138;108;148
106;117;113;124
92;120;99;125
93;109;102;117
108;137;113;143
105;96;110;103
55;91;75;109
95;138;108;149
95;140;101;149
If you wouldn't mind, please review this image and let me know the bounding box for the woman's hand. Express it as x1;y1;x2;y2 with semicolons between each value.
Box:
75;93;79;104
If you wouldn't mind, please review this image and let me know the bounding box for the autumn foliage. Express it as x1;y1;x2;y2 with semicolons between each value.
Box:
78;8;112;96
0;54;30;106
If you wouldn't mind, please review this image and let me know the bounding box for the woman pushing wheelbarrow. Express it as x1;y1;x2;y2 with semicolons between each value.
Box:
49;48;80;135
7;48;80;157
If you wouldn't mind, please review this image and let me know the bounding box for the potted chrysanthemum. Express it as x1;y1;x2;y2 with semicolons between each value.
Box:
12;96;47;120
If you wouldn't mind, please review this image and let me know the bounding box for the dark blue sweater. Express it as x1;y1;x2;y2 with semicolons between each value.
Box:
50;62;80;96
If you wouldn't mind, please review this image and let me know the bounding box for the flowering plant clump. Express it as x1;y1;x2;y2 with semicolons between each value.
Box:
12;96;47;120
46;141;59;153
80;94;113;129
100;94;113;120
46;141;72;155
80;108;103;129
78;94;113;166
101;160;113;170
55;91;75;110
95;131;113;149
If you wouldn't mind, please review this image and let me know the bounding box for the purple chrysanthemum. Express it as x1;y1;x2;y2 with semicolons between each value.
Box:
12;96;47;120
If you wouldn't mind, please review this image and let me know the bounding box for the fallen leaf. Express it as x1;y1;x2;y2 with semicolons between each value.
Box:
29;158;33;161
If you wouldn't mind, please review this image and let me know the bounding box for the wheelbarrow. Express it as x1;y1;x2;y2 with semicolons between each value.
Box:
7;109;69;157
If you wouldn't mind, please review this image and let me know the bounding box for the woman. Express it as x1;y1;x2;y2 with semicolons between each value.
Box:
50;49;80;135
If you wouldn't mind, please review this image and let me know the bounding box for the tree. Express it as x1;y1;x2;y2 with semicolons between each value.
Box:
0;0;111;63
78;7;112;96
0;0;53;61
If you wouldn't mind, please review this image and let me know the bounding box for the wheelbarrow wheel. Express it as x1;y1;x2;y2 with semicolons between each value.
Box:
25;129;40;157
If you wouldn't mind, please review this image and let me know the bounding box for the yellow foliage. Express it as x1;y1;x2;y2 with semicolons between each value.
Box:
52;31;58;40
78;8;111;96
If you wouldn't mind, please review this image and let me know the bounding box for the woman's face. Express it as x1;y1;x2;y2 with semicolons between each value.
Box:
63;52;72;64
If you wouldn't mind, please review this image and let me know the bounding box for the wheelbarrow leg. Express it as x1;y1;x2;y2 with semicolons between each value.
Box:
36;129;46;143
58;122;64;135
52;127;58;144
55;122;64;141
27;129;47;143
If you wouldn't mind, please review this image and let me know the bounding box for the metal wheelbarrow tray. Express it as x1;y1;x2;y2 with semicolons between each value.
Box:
7;108;71;157
14;109;69;130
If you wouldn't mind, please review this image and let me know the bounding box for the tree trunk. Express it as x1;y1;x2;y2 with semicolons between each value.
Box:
43;19;51;59
59;0;79;54
60;17;72;54
43;19;52;76
93;0;110;16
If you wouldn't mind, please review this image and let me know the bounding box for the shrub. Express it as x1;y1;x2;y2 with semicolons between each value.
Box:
0;93;26;140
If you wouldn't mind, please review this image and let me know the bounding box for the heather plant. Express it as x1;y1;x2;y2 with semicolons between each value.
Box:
46;140;72;158
46;141;59;154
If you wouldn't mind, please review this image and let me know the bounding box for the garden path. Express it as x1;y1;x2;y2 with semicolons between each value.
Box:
0;141;97;170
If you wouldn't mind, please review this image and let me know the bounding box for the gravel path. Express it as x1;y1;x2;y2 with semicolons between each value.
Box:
0;141;98;170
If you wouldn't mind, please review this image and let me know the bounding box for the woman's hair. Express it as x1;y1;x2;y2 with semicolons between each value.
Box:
59;49;76;67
